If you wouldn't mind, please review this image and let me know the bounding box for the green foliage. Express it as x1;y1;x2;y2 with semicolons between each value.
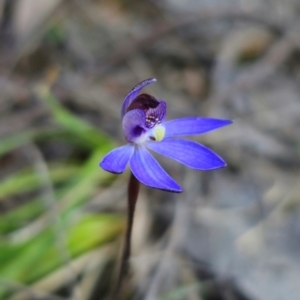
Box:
0;88;121;298
41;90;115;150
0;164;79;201
45;24;66;46
0;214;124;298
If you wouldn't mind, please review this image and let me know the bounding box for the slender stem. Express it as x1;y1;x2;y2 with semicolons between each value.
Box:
114;172;140;298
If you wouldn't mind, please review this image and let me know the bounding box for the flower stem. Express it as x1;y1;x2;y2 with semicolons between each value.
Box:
115;172;140;297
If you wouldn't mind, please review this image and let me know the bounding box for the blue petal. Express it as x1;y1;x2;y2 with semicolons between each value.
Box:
121;78;157;117
122;109;147;142
147;139;226;170
100;145;134;174
130;146;182;192
164;117;233;138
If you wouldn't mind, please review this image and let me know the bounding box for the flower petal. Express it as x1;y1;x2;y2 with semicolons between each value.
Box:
145;100;166;128
121;78;157;117
164;117;233;138
122;109;147;142
130;146;182;192
100;145;134;174
147;139;226;170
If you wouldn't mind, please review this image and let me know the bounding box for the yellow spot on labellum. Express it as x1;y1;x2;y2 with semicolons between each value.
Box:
153;124;165;141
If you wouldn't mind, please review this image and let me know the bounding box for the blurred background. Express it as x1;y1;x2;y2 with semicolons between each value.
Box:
0;0;300;299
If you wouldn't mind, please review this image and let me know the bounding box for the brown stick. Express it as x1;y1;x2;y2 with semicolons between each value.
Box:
114;172;140;298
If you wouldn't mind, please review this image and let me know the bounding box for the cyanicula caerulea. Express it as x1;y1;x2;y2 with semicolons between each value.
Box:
100;78;232;192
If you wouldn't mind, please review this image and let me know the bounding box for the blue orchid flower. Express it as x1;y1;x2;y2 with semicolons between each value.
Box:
100;78;232;193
